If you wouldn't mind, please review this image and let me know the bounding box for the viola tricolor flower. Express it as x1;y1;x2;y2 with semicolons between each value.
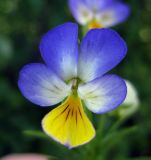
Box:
68;0;130;29
18;23;127;148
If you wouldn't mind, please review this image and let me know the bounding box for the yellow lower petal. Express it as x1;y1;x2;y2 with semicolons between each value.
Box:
42;94;95;148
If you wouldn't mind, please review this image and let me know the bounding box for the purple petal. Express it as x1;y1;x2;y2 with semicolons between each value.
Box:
68;0;93;25
18;63;71;107
83;0;114;11
78;28;127;82
78;74;127;114
96;2;130;27
40;23;78;81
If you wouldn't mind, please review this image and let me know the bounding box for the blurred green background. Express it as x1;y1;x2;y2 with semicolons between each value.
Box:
0;0;151;159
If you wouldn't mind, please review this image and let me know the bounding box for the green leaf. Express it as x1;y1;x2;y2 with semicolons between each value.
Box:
23;130;48;139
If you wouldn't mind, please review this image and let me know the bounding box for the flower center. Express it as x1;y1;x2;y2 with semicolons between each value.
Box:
88;20;103;29
70;78;81;96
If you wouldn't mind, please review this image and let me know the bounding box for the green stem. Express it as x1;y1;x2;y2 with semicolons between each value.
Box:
108;117;126;133
90;115;107;159
82;25;88;36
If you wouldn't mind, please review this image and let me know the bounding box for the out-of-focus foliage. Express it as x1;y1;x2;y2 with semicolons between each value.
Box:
0;0;151;159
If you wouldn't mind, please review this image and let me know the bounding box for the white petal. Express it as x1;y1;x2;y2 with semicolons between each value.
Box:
123;80;139;107
95;10;116;28
117;80;139;118
78;75;127;114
